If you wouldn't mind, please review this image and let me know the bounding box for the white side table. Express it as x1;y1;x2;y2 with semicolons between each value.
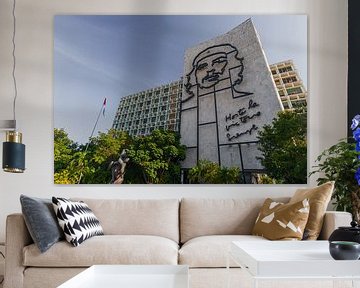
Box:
228;240;360;288
58;265;189;288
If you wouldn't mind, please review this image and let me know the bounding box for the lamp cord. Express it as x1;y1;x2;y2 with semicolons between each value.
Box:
11;0;17;127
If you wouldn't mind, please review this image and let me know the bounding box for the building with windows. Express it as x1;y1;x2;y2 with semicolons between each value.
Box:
112;79;182;136
112;60;306;137
269;60;307;110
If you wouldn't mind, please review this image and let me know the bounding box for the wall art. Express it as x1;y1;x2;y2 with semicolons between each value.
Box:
54;15;307;184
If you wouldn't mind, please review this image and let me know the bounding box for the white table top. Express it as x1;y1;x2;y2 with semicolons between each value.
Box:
58;265;189;288
231;240;360;278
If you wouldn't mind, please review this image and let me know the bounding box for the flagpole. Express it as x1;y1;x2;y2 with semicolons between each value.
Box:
77;98;106;184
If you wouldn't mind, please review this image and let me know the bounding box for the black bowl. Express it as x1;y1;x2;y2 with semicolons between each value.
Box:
329;241;360;260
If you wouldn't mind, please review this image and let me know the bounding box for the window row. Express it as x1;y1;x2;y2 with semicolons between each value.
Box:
119;88;183;104
115;123;180;135
278;66;293;73
117;116;180;127
118;98;181;109
127;124;180;135
286;86;303;95
282;99;307;110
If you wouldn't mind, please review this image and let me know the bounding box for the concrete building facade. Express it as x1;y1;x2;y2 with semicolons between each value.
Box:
112;79;182;136
111;20;306;184
270;60;307;110
179;19;283;179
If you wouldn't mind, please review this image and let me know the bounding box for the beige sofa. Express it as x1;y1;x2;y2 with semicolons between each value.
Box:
4;198;352;288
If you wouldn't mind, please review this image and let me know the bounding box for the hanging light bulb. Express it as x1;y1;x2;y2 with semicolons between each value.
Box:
1;0;26;173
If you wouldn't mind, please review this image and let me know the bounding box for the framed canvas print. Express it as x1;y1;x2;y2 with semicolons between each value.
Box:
54;15;307;185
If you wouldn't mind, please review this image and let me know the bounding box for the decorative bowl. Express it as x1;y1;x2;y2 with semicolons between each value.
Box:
329;241;360;260
329;221;360;244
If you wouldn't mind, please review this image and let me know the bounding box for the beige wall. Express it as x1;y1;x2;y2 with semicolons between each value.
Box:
0;0;348;242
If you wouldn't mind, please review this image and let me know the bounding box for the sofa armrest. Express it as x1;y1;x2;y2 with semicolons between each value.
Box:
4;213;33;288
318;211;352;240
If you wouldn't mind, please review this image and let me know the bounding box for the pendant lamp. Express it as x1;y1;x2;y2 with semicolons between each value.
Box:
1;0;25;173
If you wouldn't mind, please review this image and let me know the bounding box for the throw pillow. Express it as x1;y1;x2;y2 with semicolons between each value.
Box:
289;181;334;240
20;195;64;253
52;197;104;247
252;198;310;240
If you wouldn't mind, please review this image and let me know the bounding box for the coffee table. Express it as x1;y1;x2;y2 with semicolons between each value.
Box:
228;241;360;288
57;265;189;288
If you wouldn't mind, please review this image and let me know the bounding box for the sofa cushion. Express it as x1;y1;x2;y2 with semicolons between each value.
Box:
23;235;178;267
179;235;267;268
290;181;334;240
20;195;64;253
52;197;104;247
72;198;179;243
180;198;289;243
252;198;310;240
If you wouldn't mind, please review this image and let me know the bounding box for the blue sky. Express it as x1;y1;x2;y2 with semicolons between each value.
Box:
54;15;307;144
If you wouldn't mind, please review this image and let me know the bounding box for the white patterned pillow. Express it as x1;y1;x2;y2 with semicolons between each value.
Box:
52;197;104;246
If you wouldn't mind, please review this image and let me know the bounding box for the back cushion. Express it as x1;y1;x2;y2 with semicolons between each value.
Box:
180;198;289;243
72;198;179;243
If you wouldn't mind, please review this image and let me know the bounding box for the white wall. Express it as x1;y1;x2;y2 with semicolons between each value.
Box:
0;0;348;242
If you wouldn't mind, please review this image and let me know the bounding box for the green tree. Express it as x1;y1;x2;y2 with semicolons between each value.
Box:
126;129;186;184
81;129;131;184
54;128;80;184
54;128;186;184
310;140;360;217
66;150;94;184
188;160;241;184
54;128;78;172
257;108;307;184
54;128;130;184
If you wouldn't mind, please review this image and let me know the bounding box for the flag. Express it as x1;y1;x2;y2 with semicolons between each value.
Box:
102;98;107;117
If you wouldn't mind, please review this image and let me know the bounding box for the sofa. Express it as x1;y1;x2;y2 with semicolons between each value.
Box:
4;198;352;288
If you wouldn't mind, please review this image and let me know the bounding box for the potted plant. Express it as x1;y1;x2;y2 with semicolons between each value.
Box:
311;115;360;222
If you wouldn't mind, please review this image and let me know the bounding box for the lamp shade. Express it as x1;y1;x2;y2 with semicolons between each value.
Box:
2;131;25;173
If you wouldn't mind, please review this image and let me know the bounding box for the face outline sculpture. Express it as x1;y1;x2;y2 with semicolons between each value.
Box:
195;51;229;89
182;43;249;103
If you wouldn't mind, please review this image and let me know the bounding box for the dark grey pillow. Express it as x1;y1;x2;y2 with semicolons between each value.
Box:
20;195;64;253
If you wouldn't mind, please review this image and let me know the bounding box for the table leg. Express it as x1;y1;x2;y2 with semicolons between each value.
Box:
252;278;258;288
226;251;230;288
352;279;360;288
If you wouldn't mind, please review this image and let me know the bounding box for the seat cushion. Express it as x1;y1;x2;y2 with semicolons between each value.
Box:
23;235;178;267
179;235;267;268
